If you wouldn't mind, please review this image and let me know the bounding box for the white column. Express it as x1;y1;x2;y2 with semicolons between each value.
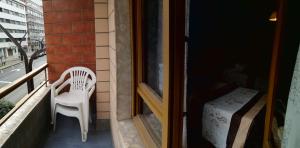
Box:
282;43;300;148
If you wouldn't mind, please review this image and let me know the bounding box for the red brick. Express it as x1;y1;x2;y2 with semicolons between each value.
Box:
82;64;96;72
48;75;57;83
46;45;56;54
62;11;82;22
81;33;95;45
72;45;94;54
62;34;82;45
72;22;92;33
62;54;82;64
46;34;62;45
43;12;55;24
48;65;56;74
43;1;52;12
82;9;94;20
65;63;79;68
44;0;96;85
55;64;70;73
81;0;94;9
47;53;61;64
55;45;72;55
44;11;81;23
72;45;84;53
51;0;93;11
81;55;96;63
91;24;95;32
52;23;72;34
48;64;61;82
44;23;53;34
52;0;81;11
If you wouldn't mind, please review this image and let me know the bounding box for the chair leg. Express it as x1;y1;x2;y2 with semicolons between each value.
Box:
53;112;57;132
53;105;57;132
84;108;89;138
51;104;55;124
89;107;92;124
82;132;87;142
82;103;89;141
78;106;87;142
78;117;87;142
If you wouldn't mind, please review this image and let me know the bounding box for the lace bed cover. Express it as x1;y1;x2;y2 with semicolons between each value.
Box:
202;87;258;148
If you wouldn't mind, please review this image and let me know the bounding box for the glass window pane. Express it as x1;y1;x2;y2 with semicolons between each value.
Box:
141;101;162;146
142;0;163;97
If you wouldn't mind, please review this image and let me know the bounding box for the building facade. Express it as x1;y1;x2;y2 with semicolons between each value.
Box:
0;0;28;58
23;0;44;52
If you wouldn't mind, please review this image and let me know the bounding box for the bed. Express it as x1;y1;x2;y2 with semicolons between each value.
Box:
202;87;266;148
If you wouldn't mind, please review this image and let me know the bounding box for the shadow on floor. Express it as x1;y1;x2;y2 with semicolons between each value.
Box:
43;114;113;148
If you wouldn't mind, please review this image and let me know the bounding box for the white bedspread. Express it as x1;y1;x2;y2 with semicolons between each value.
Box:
202;87;258;148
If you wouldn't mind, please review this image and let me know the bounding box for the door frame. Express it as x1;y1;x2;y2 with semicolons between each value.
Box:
131;0;185;147
263;0;285;147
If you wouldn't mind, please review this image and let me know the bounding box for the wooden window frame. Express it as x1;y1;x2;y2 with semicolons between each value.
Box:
263;0;285;147
131;0;185;147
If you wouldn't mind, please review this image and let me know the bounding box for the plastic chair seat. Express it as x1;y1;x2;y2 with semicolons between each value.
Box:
54;92;85;107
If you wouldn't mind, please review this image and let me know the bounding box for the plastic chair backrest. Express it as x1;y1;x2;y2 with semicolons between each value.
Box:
62;67;96;92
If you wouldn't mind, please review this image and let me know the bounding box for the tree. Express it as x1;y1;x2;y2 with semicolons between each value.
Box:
0;24;46;93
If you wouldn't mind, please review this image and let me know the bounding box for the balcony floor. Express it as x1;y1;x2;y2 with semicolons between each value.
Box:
44;114;113;148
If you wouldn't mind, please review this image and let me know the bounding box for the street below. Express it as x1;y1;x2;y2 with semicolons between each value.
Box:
0;56;47;104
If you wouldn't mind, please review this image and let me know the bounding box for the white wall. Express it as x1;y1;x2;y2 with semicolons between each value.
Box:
282;44;300;148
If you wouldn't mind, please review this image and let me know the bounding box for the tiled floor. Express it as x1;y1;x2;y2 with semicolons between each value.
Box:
44;114;113;148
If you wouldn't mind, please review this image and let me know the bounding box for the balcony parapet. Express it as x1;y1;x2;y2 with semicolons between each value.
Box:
0;86;51;147
0;63;50;147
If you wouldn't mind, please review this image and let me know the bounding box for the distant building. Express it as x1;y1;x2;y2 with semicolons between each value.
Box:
0;0;28;58
23;0;44;52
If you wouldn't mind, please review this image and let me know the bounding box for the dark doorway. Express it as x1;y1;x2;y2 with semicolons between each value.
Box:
186;0;278;147
7;48;13;56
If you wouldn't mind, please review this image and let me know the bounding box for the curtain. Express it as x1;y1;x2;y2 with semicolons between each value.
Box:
282;44;300;148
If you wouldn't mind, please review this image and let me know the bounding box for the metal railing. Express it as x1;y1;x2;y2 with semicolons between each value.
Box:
0;63;48;126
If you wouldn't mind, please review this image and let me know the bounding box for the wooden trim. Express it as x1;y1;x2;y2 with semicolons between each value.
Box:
133;116;158;148
132;0;185;147
132;0;142;116
136;0;143;84
135;0;144;116
137;83;162;122
130;0;136;117
263;0;285;147
161;0;170;147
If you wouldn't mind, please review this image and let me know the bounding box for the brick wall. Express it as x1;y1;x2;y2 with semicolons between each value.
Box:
94;0;110;119
43;0;96;82
43;0;110;119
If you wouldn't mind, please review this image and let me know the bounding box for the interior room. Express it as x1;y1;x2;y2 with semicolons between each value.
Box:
186;0;278;147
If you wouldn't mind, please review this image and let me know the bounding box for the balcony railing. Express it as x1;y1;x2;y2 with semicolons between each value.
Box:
0;63;48;126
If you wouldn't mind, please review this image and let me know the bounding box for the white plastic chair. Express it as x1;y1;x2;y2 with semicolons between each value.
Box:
51;66;96;142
